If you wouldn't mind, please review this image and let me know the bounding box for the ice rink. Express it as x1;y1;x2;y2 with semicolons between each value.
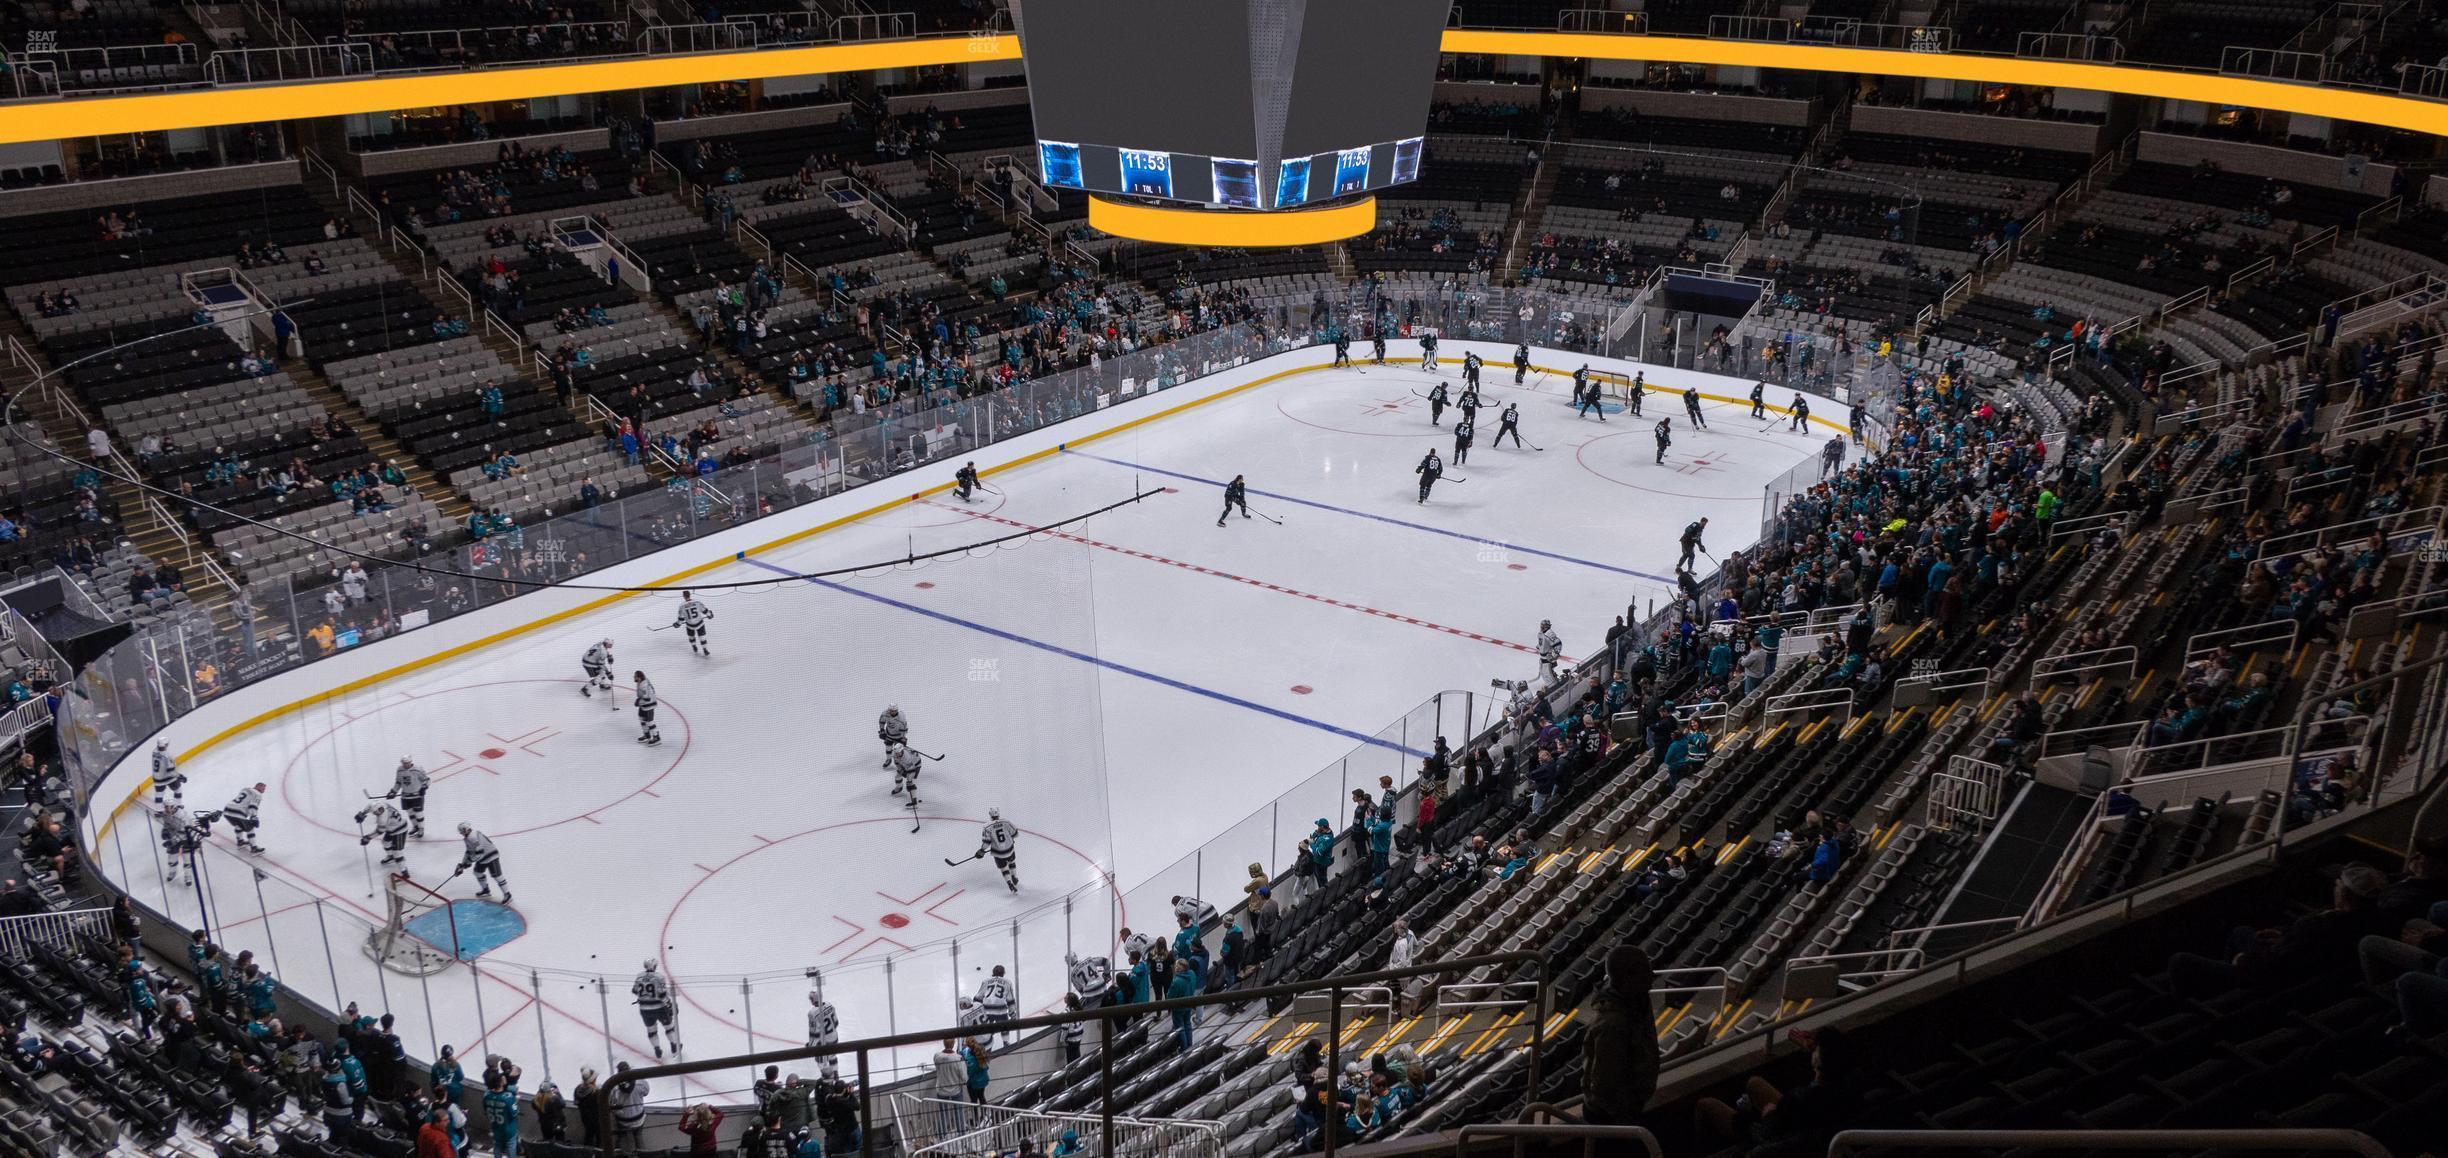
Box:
98;344;1845;1096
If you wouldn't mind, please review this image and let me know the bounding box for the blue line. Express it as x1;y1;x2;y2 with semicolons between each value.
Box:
737;557;1428;757
1061;448;1677;584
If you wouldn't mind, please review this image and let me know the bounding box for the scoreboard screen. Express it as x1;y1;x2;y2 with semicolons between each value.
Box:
1013;0;1446;209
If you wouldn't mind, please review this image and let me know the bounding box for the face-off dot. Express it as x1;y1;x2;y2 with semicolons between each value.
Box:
1290;685;1314;695
480;749;507;760
880;913;911;929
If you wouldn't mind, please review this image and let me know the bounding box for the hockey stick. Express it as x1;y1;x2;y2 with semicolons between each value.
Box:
907;794;924;832
362;789;399;800
913;749;948;761
943;850;986;867
1249;509;1285;526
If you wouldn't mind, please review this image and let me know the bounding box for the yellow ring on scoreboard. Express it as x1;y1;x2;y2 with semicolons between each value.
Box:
1087;195;1379;245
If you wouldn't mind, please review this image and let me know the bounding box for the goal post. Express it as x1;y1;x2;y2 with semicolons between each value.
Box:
366;871;461;975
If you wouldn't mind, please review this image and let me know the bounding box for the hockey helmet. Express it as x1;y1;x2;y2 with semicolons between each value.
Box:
156;739;168;748
988;807;1001;820
457;822;473;835
642;959;659;972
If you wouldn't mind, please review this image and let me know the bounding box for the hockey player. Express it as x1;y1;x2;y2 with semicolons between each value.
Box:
671;591;713;656
222;782;265;854
1462;351;1482;389
1452;414;1474;467
806;988;840;1058
1749;381;1767;419
450;823;510;902
1371;331;1387;364
1536;620;1564;685
1217;475;1250;526
161;802;202;884
1067;952;1116;1013
356;801;411;868
1512;342;1531;384
1573;365;1600;420
1789;392;1811;432
1457;382;1482;423
1495;402;1525;448
1679;517;1709;569
1683;385;1707;428
1654;417;1673;464
1415;449;1444;504
973;965;1014;1040
1848;399;1867;444
151;739;184;808
393;757;429;836
1821;435;1847;479
878;705;909;760
978;807;1019;892
887;742;924;799
632;960;681;1059
1626;371;1645;416
1425;381;1449;426
1331;330;1352;368
581;639;616;700
1419;331;1438;374
633;672;661;745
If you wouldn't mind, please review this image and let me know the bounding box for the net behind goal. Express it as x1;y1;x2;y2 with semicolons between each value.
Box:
367;872;461;975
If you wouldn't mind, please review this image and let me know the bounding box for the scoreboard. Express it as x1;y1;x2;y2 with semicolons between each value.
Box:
1012;0;1446;210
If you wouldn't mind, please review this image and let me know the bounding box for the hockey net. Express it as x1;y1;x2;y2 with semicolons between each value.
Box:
365;872;460;975
1585;368;1645;405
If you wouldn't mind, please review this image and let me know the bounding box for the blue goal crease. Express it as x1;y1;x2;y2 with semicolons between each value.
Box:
407;900;528;961
734;557;1428;758
1058;448;1676;584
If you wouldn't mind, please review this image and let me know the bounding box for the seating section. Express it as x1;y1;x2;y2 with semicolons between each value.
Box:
2129;1;2319;68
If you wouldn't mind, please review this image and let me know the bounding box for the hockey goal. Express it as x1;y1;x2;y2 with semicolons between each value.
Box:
366;872;462;975
1585;368;1648;407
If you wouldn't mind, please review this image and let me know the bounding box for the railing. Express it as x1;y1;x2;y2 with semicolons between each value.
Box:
432;266;476;322
2017;29;2122;61
1557;8;1648;33
888;1094;1222;1158
297;147;341;199
2259;503;2443;560
639;20;759;55
0;907;114;959
1829;1130;2394;1158
2221;45;2327;82
2031;644;2139;681
2184;618;2298;663
590;950;1552;1158
2403;61;2448;99
1764;687;1853;724
204;42;374;85
1458;1124;1665;1158
834;10;918;41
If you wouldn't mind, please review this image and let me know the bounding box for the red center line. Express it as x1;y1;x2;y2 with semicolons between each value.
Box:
921;500;1543;655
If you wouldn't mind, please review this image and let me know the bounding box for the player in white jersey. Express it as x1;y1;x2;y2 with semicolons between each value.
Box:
977;808;1019;892
633;672;661;745
449;823;511;902
973;966;1014;1041
580;639;617;699
220;782;265;853
392;757;429;836
887;743;923;799
1066;953;1115;1007
1170;895;1218;927
151;740;184;809
160;803;202;884
632;960;682;1059
672;591;714;656
806;989;840;1067
355;801;411;867
1536;619;1564;684
1117;928;1156;965
877;705;909;760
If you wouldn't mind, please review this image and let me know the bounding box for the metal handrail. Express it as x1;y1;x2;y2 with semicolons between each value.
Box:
1458;1124;1665;1158
595;950;1553;1158
1829;1128;2392;1158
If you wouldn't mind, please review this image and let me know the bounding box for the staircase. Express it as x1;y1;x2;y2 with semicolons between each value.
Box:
0;314;241;622
1497;136;1558;285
